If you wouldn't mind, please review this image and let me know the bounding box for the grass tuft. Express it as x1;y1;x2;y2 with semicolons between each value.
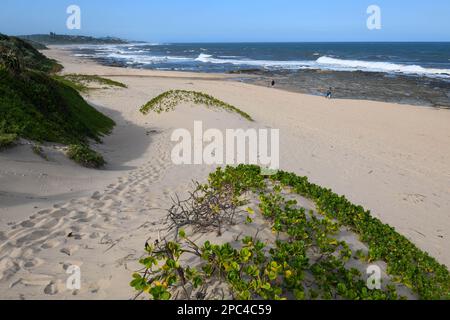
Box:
67;144;106;168
32;143;48;161
53;74;127;93
0;133;18;150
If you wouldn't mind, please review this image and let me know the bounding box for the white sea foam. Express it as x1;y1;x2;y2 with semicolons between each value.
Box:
74;53;95;57
316;56;450;77
218;55;243;58
71;45;450;78
195;54;450;77
106;52;193;64
195;54;313;69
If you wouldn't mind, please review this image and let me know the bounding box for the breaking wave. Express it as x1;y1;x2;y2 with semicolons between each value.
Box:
195;53;450;77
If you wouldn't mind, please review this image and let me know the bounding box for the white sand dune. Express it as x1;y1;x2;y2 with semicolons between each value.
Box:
0;47;449;299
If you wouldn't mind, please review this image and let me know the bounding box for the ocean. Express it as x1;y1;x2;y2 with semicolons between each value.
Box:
70;42;450;107
71;42;450;79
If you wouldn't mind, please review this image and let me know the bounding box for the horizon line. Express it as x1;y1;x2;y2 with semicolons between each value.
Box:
13;35;450;44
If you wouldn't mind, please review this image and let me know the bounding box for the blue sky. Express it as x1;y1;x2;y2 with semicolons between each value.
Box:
0;0;449;42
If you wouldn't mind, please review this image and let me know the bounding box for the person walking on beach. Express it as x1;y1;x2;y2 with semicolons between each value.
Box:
271;79;276;87
326;87;333;99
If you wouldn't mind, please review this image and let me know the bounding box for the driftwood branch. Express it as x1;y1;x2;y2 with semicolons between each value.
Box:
167;181;244;236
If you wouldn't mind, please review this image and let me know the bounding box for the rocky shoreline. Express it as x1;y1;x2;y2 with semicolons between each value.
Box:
233;69;450;108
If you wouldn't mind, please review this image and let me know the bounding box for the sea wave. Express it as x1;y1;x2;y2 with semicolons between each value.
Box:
316;56;450;77
74;53;95;57
195;53;450;77
195;53;313;69
107;52;194;64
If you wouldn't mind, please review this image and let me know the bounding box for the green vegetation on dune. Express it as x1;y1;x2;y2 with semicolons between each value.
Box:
52;74;88;93
53;74;127;93
0;68;115;145
32;143;48;161
140;90;254;121
22;39;48;50
0;33;115;167
67;144;106;168
132;165;450;300
0;34;62;73
0;133;18;150
272;168;450;300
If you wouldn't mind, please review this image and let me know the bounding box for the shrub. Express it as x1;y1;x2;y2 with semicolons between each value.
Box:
0;133;18;150
67;144;105;168
0;48;23;75
32;143;48;160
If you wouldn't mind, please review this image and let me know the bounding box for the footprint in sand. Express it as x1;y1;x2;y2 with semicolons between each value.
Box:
41;239;61;249
23;258;45;269
10;274;54;288
0;258;20;281
61;261;83;272
19;220;35;228
44;281;58;295
89;232;101;239
37;209;51;216
38;218;64;230
60;245;79;256
0;134;175;298
50;209;69;218
402;193;426;204
91;191;102;200
15;230;49;246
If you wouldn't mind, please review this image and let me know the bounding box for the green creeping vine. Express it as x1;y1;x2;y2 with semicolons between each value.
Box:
272;169;450;300
132;165;450;300
139;90;254;121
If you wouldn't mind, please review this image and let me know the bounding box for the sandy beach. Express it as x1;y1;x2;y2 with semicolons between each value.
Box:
0;46;449;299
